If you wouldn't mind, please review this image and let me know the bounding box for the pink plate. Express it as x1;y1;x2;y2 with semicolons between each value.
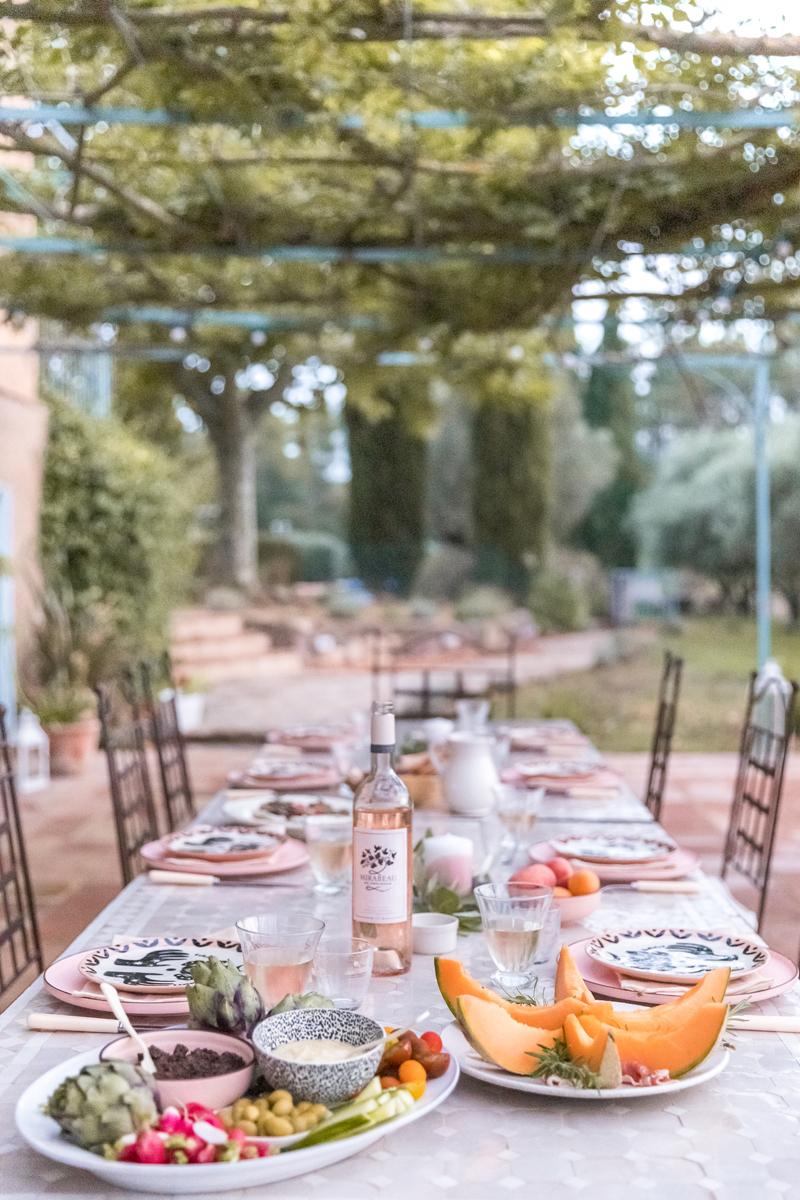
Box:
569;937;799;1006
530;841;699;881
140;835;309;876
228;768;341;792
44;950;190;1014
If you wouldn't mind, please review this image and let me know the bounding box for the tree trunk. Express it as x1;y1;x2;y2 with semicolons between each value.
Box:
205;390;258;591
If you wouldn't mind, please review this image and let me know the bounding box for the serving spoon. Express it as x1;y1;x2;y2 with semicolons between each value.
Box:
99;981;157;1075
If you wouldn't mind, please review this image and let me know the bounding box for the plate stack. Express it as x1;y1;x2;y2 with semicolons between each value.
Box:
530;832;699;881
44;935;241;1016
567;927;797;1005
140;824;309;877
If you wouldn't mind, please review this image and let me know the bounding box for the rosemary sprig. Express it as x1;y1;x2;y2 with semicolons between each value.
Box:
500;981;546;1007
528;1036;602;1090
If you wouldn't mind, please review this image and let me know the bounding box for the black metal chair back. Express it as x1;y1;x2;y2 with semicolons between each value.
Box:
140;659;195;833
372;627;517;720
0;704;43;1000
722;669;798;931
644;650;683;821
95;681;159;886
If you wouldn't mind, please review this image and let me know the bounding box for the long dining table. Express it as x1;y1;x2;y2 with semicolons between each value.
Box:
3;723;800;1200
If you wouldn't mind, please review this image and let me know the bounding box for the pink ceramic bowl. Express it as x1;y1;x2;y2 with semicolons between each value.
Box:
100;1028;254;1110
552;890;601;926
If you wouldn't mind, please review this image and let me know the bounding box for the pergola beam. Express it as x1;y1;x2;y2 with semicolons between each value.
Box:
1;103;795;131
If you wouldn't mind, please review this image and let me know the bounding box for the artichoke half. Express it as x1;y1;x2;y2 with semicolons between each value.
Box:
44;1060;158;1156
186;955;265;1038
269;991;336;1015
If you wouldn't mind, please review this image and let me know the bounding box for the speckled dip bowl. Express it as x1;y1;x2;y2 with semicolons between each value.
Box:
251;1009;384;1106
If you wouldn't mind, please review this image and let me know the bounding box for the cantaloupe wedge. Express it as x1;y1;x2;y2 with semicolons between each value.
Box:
554;944;594;1004
581;968;731;1033
582;1001;728;1077
564;1013;608;1073
435;956;589;1028
456;994;561;1075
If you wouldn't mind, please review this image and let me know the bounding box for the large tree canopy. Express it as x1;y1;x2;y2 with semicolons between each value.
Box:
2;1;800;588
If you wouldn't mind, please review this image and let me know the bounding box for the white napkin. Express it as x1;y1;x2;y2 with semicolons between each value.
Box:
617;975;775;998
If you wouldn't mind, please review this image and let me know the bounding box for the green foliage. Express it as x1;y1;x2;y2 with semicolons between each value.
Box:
573;343;648;569
528;569;590;633
454;586;512;622
38;394;198;687
345;380;429;594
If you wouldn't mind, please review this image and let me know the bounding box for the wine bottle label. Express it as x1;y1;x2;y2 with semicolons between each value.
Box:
352;827;409;924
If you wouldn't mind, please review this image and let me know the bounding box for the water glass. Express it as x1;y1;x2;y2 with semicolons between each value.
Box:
456;698;490;731
236;913;325;1009
474;882;552;989
533;906;562;971
313;937;373;1009
493;785;544;856
305;813;353;895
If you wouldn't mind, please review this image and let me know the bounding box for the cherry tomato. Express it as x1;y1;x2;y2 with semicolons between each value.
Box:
380;1076;399;1089
402;1079;426;1101
398;1059;427;1084
420;1031;443;1054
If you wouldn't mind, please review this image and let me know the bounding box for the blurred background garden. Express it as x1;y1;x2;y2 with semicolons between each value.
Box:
4;0;800;963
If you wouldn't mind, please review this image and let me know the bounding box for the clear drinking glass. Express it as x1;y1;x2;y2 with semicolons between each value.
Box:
306;813;353;894
313;937;374;1009
533;906;562;971
236;913;325;1009
493;785;544;857
456;698;490;731
474;882;552;989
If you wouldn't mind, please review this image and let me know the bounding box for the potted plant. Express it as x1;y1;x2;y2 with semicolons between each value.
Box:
33;684;99;776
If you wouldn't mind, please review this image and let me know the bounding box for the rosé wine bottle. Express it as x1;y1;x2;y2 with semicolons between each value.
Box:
352;701;412;975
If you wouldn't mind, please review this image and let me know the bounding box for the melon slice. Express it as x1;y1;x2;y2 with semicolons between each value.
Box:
583;1002;728;1077
564;1013;608;1072
554;944;594;1004
456;994;561;1075
582;968;731;1033
435;956;589;1028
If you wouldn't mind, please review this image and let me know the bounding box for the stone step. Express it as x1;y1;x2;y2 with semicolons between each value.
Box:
172;631;272;665
171;608;244;641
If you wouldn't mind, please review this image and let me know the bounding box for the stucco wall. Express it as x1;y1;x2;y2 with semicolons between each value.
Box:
0;315;48;672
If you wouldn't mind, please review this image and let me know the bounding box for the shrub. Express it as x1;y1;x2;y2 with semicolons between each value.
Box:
37;394;197;688
528;569;590;633
454;585;512;622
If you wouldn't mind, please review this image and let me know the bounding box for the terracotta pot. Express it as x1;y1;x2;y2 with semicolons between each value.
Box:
44;716;100;776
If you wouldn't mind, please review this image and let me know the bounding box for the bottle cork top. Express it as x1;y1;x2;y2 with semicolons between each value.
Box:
370;707;395;748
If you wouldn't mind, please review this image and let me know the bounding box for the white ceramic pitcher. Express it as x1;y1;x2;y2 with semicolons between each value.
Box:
430;732;499;816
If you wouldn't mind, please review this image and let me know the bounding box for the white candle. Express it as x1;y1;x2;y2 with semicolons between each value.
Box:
421;834;473;894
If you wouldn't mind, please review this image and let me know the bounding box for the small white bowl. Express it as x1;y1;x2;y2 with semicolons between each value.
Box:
412;913;459;955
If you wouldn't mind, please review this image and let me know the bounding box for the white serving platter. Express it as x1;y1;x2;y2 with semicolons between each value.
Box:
16;1045;459;1193
442;1022;728;1100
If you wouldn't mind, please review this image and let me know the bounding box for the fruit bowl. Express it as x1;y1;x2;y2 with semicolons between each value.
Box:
551;890;601;926
251;1009;384;1106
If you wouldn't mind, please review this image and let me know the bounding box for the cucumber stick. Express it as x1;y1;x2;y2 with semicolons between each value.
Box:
290;1085;416;1149
286;1115;371;1151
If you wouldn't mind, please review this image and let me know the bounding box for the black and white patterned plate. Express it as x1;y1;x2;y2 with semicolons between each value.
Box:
549;834;674;864
586;928;770;984
79;936;242;993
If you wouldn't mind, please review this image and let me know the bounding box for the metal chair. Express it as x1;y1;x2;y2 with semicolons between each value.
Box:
643;650;683;821
139;658;195;833
0;704;43;1001
372;627;517;720
95;681;159;886
722;666;798;932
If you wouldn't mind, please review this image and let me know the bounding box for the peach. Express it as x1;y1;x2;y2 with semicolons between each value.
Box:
568;869;600;896
545;857;574;886
552;886;572;898
509;864;557;888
